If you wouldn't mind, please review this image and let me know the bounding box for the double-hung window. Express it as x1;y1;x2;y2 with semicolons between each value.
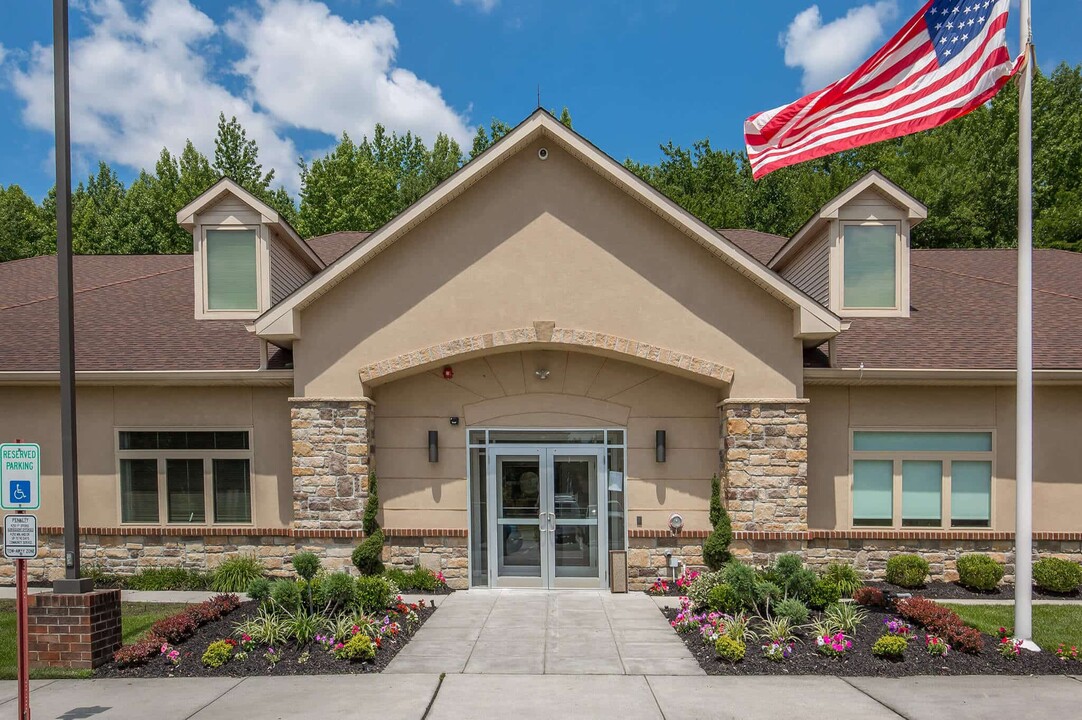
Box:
118;430;253;525
851;431;993;529
841;222;900;311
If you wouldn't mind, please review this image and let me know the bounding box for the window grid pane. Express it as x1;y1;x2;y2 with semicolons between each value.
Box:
853;431;992;453
853;460;893;526
206;229;258;310
902;460;942;526
843;225;897;308
120;459;159;523
167;459;205;523
952;461;991;525
119;431;249;451
213;459;252;523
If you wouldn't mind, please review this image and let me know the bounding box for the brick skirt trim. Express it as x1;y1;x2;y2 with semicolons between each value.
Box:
32;526;1082;543
35;526;467;539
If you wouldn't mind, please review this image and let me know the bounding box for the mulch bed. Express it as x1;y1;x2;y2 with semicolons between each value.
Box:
867;580;1080;601
663;605;1072;676
96;600;438;678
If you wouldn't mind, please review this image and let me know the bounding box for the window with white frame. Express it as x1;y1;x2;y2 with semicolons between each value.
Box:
204;229;259;311
118;431;253;524
842;223;900;310
850;431;993;529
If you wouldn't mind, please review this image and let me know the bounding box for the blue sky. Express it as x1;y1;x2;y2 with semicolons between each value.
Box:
1;0;1079;200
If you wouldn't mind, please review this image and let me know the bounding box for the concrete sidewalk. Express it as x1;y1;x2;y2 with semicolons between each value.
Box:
3;674;1081;719
386;589;702;676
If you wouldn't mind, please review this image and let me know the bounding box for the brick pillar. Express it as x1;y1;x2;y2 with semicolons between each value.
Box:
291;398;372;530
28;589;121;669
721;399;808;532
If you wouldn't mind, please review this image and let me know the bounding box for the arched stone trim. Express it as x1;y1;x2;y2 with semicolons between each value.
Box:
357;322;736;386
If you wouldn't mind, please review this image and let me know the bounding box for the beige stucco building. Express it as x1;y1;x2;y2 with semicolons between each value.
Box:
2;111;1080;589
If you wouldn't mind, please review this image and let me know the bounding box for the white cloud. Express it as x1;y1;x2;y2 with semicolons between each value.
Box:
227;0;472;150
781;1;898;92
453;0;500;11
4;0;471;192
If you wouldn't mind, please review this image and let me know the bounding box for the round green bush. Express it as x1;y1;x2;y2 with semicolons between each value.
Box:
722;561;761;609
806;580;841;610
292;552;321;582
772;597;810;625
872;634;908;659
334;632;376;661
269;579;303;612
714;635;746;662
246;577;271;603
770;554;817;601
686;570;724;609
885;554;929;589
1033;557;1082;593
707;583;742;614
352;528;385;576
201;639;234;668
955;554;1005;592
317;571;359;612
355;575;398;613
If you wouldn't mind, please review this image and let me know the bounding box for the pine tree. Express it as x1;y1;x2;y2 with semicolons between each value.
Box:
703;474;732;570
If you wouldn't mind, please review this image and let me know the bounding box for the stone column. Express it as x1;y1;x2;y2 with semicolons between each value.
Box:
721;399;808;533
291;398;372;530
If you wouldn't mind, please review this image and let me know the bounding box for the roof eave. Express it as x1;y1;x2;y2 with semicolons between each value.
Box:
0;369;295;387
804;367;1082;386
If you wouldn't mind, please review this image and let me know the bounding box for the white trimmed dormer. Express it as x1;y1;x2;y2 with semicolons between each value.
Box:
769;171;927;319
176;179;323;320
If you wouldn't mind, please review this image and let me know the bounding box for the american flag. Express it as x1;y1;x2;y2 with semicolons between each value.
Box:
744;0;1024;179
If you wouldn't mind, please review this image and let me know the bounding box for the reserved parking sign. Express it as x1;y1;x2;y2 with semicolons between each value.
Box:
1;443;40;510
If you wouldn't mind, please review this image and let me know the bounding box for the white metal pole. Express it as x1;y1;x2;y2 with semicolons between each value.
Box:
1014;0;1036;650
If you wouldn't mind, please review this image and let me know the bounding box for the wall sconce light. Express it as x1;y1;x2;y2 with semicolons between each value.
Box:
535;369;550;380
442;366;454;380
428;430;439;463
655;430;666;463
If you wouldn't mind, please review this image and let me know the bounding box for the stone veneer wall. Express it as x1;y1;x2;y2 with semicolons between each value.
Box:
623;532;1082;589
722;399;809;533
6;531;471;590
291;398;371;530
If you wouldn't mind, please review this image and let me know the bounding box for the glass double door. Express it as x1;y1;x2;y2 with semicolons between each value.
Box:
487;446;607;589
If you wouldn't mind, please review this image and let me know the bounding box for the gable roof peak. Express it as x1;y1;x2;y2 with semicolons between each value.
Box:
253;110;841;346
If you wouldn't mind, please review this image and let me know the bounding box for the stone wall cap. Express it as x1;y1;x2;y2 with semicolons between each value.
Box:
719;398;810;406
289;397;376;405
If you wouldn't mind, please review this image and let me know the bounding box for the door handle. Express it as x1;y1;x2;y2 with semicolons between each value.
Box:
547;512;557;532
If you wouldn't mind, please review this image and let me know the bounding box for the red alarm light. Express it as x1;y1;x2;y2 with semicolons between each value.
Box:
442;366;454;380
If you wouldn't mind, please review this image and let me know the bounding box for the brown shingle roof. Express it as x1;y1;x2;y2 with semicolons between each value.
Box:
305;232;371;265
831;249;1082;370
717;229;788;265
0;255;271;372
2;239;1079;374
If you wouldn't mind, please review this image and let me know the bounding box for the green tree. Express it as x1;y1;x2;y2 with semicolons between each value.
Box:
297;126;463;236
0;184;51;261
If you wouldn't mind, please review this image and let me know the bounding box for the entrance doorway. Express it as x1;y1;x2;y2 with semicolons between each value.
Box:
488;447;606;588
468;428;627;590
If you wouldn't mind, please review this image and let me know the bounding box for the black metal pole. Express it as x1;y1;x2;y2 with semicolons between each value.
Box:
52;0;89;594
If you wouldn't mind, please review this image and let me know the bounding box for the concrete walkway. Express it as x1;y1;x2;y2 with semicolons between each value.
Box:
4;675;1081;719
385;589;703;676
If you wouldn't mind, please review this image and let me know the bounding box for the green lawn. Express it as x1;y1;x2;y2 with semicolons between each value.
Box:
0;601;190;679
943;603;1082;649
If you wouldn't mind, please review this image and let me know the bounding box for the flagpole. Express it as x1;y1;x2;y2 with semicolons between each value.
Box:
1014;0;1036;650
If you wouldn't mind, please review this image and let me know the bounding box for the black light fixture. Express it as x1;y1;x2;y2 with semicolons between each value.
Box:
655;430;667;463
428;430;439;463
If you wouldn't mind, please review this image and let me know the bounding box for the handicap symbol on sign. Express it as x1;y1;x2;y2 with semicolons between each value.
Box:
9;481;30;504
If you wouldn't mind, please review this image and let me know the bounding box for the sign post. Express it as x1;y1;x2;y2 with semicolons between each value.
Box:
3;442;39;720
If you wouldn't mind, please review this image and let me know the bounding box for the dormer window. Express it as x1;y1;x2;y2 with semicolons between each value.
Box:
205;229;259;311
841;222;900;311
